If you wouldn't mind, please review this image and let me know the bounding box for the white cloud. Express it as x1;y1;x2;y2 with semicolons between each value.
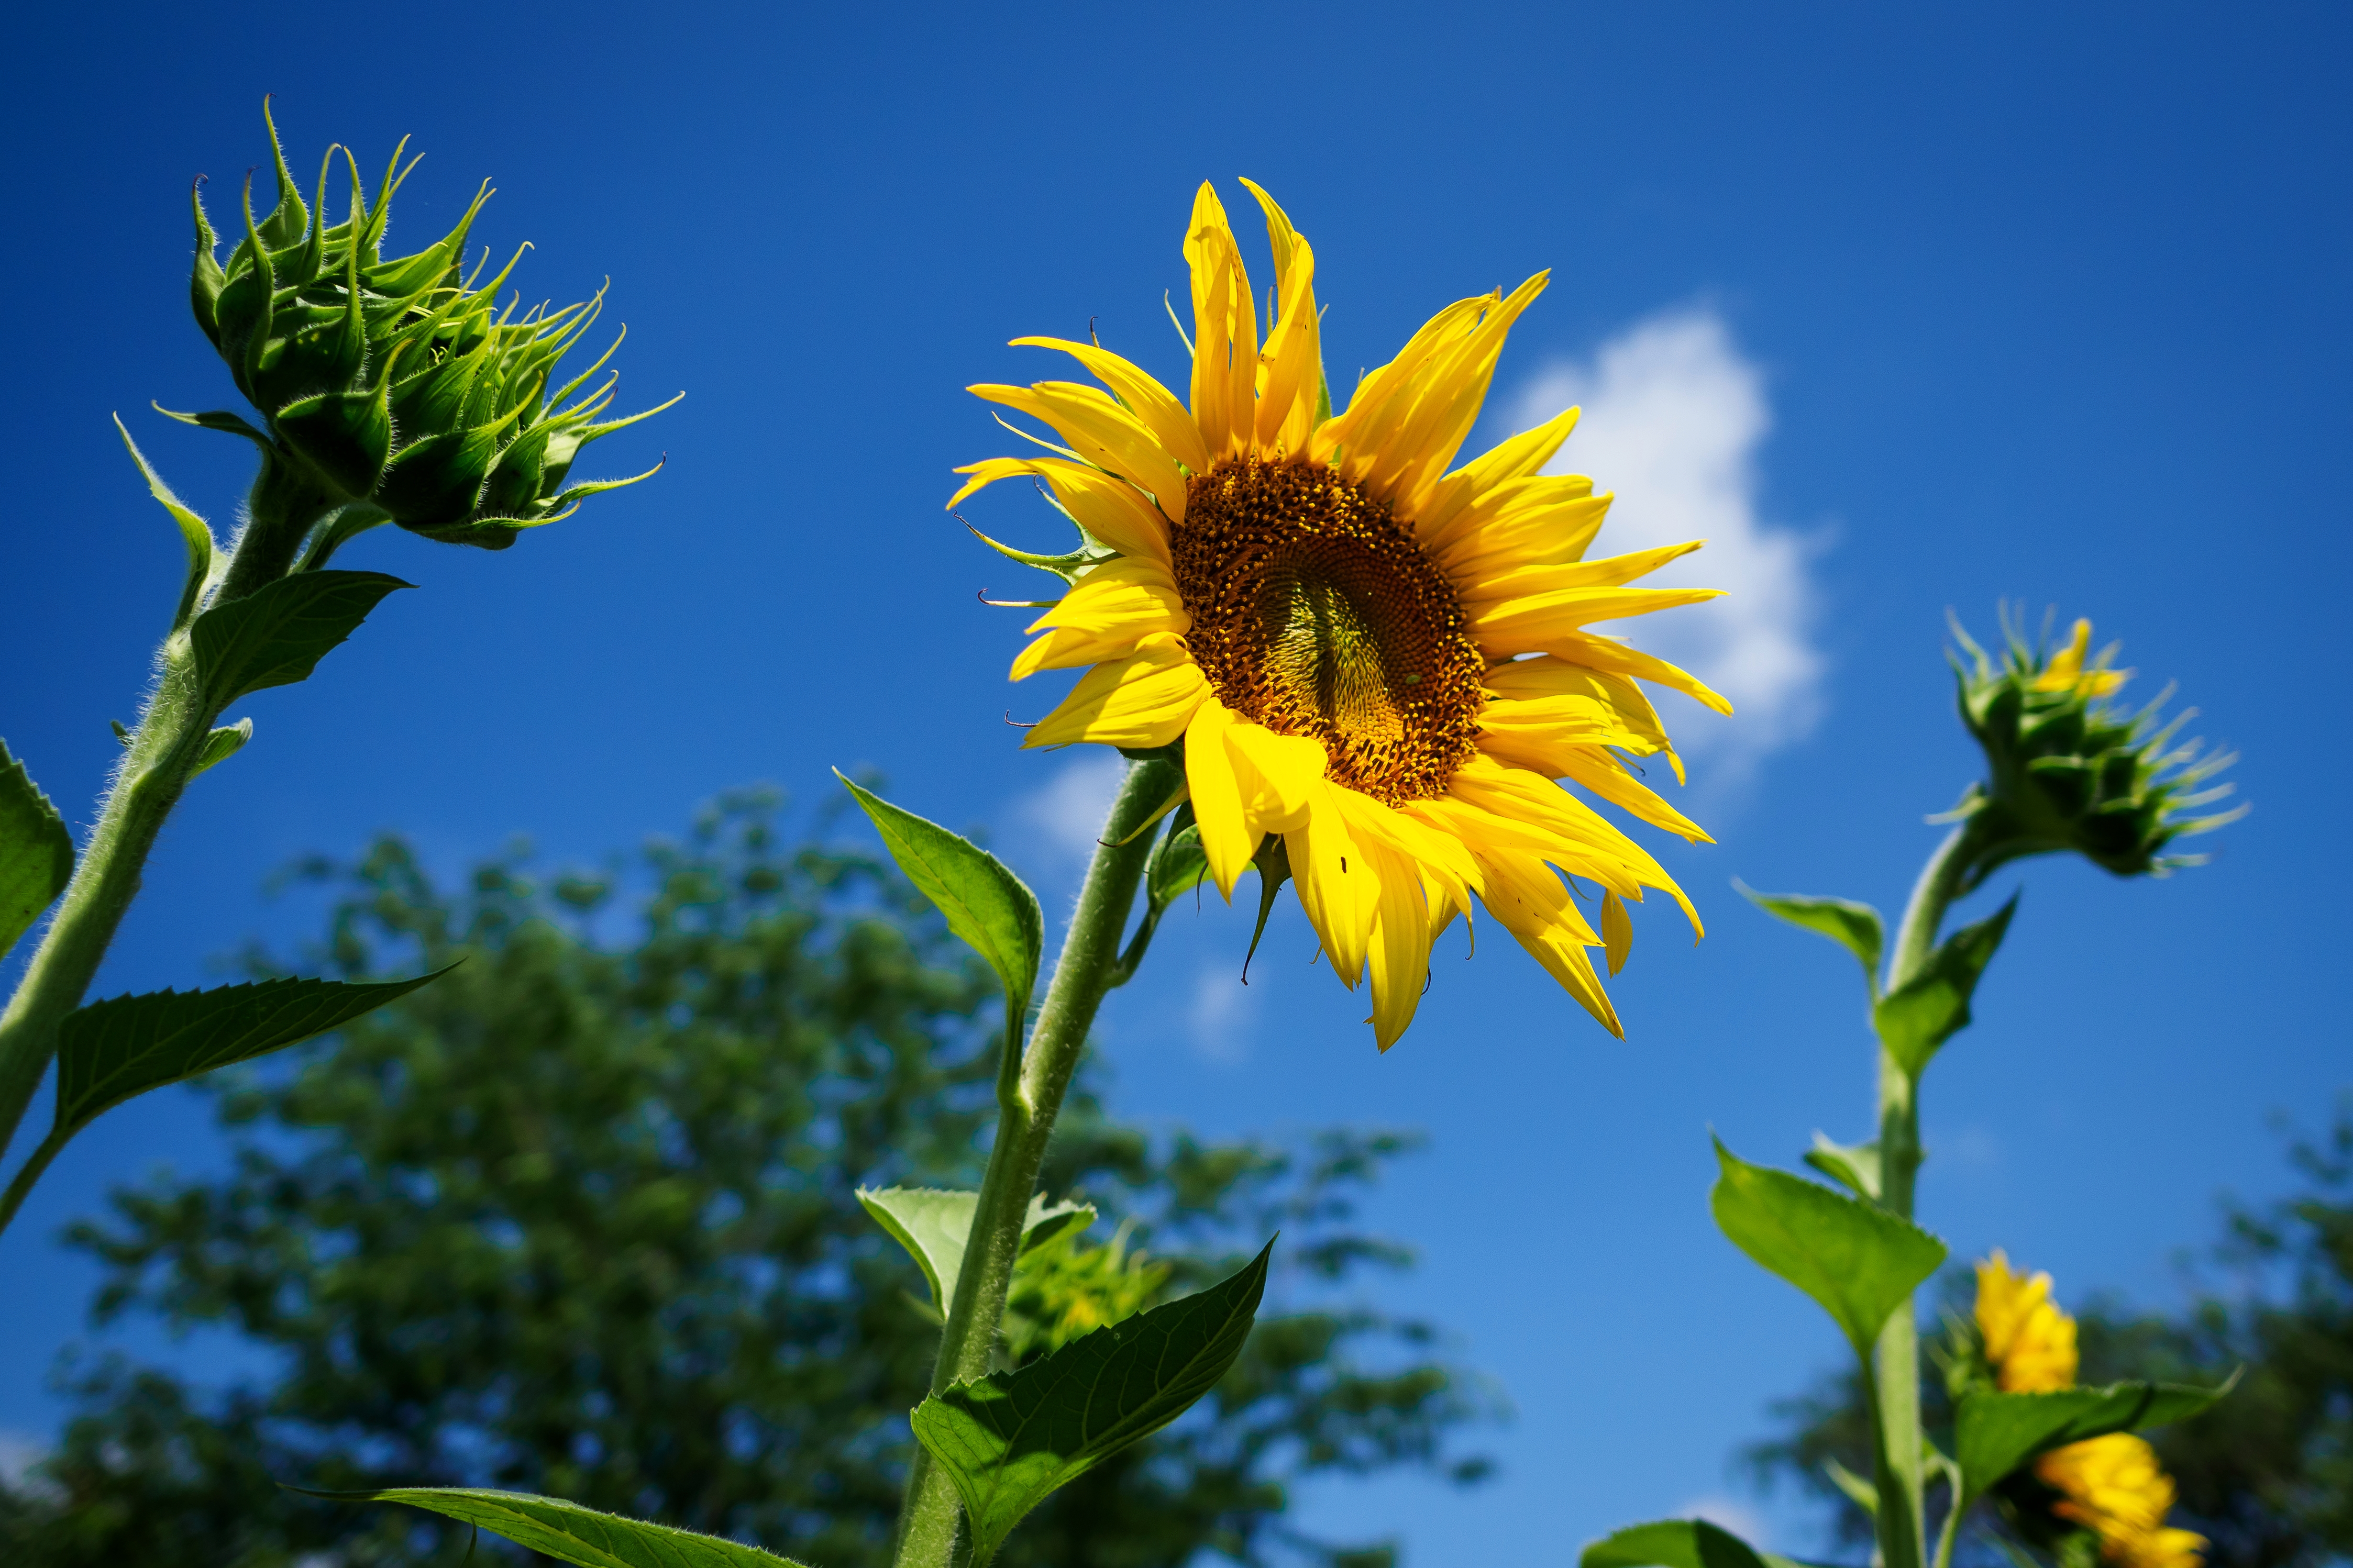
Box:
1505;307;1826;786
0;1428;53;1499
1010;752;1129;870
1187;962;1256;1062
1675;1493;1772;1550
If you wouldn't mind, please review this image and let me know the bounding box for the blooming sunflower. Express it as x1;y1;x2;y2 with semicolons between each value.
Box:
952;181;1726;1049
1972;1253;2207;1568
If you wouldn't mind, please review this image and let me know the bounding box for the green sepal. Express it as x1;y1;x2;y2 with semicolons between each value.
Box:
112;416;217;631
1953;1377;2234;1511
1242;835;1291;982
1581;1519;1800;1568
911;1239;1271;1566
1803;1132;1882;1201
855;1186;1095;1314
1709;1139;1946;1361
374;423;502;532
273;381;395;499
253;98;310;252
289;1486;810;1567
189;570;412;710
836;772;1043;1061
52;969;449;1142
0;739;74;963
213;173;278;403
1873;894;2018;1077
191;719;252;779
190;177;226;347
1738;882;1885;994
152;404;274;454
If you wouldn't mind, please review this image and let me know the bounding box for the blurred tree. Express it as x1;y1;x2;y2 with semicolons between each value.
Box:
1746;1109;2353;1568
0;793;1491;1567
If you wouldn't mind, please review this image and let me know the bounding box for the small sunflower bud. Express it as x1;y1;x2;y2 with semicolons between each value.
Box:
187;103;677;551
1947;611;2242;887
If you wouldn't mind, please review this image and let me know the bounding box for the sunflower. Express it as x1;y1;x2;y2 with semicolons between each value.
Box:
952;181;1727;1049
1976;1250;2080;1392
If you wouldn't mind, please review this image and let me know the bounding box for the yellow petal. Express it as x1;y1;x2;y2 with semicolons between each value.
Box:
1184;184;1258;461
1472;583;1726;651
1024;633;1207;750
1332;786;1481;919
1358;833;1433;1051
970;383;1187;524
1254;231;1321;454
1534;631;1735;716
1455;540;1708;610
1284;782;1376;988
1483;655;1678;763
1600;889;1631;976
1426;482;1612;577
1185;697;1253;898
1548;745;1710;842
1363;273;1550;514
1011;558;1189;679
1312;294;1489;470
1010;337;1209;476
1224;720;1328;832
947;455;1171;567
1415;403;1584;543
1460;838;1621;1037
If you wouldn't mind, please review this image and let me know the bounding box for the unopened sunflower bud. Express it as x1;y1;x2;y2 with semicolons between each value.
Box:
1946;611;2242;887
187;103;676;551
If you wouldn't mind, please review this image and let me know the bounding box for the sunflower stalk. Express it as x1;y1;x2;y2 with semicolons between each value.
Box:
891;756;1180;1568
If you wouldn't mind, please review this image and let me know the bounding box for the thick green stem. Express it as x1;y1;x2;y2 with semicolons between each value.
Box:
0;458;334;1218
1869;823;1978;1568
892;756;1177;1568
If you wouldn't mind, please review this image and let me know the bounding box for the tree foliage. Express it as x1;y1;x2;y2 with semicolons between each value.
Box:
0;793;1490;1567
1747;1107;2353;1568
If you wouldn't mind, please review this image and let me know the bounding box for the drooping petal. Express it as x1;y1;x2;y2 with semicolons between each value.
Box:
1185;696;1254;898
1010;337;1209;475
969;382;1187;523
1285;781;1376;988
1011;558;1189;679
1533;631;1735;716
1549;746;1710;842
948;455;1171;566
1358;832;1434;1051
1024;632;1207;750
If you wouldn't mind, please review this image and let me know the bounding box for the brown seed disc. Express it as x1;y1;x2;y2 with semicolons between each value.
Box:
1172;455;1486;806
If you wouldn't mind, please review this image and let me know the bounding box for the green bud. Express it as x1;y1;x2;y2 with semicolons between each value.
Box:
187;103;677;553
1946;609;2243;888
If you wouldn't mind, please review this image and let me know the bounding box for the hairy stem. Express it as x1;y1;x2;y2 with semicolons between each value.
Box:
892;756;1178;1568
1870;822;1976;1568
0;457;334;1217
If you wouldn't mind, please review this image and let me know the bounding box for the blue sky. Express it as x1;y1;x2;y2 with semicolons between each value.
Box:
2;2;2348;1560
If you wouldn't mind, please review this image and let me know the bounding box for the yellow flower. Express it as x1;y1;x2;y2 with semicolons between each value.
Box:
953;181;1724;1049
1975;1250;2080;1392
2030;619;2129;699
2038;1433;2207;1568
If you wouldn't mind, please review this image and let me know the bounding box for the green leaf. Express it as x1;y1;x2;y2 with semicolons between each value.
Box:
836;772;1043;1042
1803;1132;1881;1201
1874;894;2019;1076
293;1487;809;1567
190;570;412;711
114;415;218;631
53;970;449;1139
1738;884;1885;990
857;1186;1095;1313
1710;1140;1947;1360
1148;820;1208;909
911;1238;1272;1565
0;739;74;963
191;719;252;779
1582;1518;1814;1568
1953;1378;2234;1509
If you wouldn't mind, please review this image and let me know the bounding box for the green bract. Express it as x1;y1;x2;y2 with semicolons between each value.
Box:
187;104;676;551
1947;611;2241;888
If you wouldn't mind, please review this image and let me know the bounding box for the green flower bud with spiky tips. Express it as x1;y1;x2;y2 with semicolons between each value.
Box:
183;102;677;560
1945;608;2243;891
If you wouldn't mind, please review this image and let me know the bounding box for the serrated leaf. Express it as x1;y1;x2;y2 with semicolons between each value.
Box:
1803;1132;1882;1201
1739;883;1885;990
191;719;252;779
836;773;1043;1046
1582;1518;1815;1568
1710;1140;1947;1360
293;1487;809;1567
912;1239;1272;1565
1954;1378;2233;1509
1874;895;2018;1077
857;1186;1094;1313
190;570;412;710
53;970;449;1139
0;739;74;962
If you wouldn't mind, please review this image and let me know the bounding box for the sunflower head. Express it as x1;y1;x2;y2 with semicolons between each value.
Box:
190;102;675;549
1946;611;2241;889
1971;1249;2080;1393
955;180;1729;1048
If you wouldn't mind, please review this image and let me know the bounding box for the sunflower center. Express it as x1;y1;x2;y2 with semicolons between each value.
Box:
1172;456;1486;805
